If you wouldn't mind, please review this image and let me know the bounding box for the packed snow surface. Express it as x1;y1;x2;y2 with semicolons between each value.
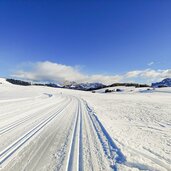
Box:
0;78;171;171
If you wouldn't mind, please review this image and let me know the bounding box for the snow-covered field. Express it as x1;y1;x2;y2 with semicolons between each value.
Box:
0;78;171;171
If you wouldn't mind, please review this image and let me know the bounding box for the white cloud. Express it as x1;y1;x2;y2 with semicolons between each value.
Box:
147;61;154;66
12;61;171;84
124;69;171;82
12;61;122;84
88;74;123;84
13;61;85;82
125;70;142;78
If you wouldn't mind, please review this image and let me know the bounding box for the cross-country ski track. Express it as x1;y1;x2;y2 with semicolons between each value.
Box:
0;77;171;171
0;93;124;171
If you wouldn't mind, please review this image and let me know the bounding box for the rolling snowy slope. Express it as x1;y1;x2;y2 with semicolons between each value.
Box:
0;78;120;171
0;78;171;171
78;88;171;171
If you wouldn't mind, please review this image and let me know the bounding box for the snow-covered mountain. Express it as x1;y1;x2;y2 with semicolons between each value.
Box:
152;78;171;87
5;78;106;91
63;82;106;91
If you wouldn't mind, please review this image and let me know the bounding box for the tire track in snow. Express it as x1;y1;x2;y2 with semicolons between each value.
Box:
65;97;114;171
83;100;170;171
81;102;101;171
65;99;82;171
1;94;127;171
20;97;74;171
0;96;66;135
0;97;71;168
83;100;126;171
0;94;59;122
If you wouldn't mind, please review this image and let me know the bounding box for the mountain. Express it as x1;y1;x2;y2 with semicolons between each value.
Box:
6;78;105;91
6;78;31;86
152;78;171;87
108;83;149;88
6;79;62;88
5;78;151;91
63;82;106;91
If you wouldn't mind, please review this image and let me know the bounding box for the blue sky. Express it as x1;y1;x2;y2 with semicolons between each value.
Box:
0;0;171;84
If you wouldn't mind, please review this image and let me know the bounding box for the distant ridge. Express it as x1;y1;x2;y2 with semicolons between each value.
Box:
152;78;171;88
5;78;150;91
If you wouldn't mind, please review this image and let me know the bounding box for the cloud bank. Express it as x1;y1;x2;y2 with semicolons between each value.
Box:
12;61;171;85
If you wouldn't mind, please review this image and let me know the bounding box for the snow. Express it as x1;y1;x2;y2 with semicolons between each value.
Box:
152;78;171;87
94;86;155;94
80;91;171;171
0;78;171;171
